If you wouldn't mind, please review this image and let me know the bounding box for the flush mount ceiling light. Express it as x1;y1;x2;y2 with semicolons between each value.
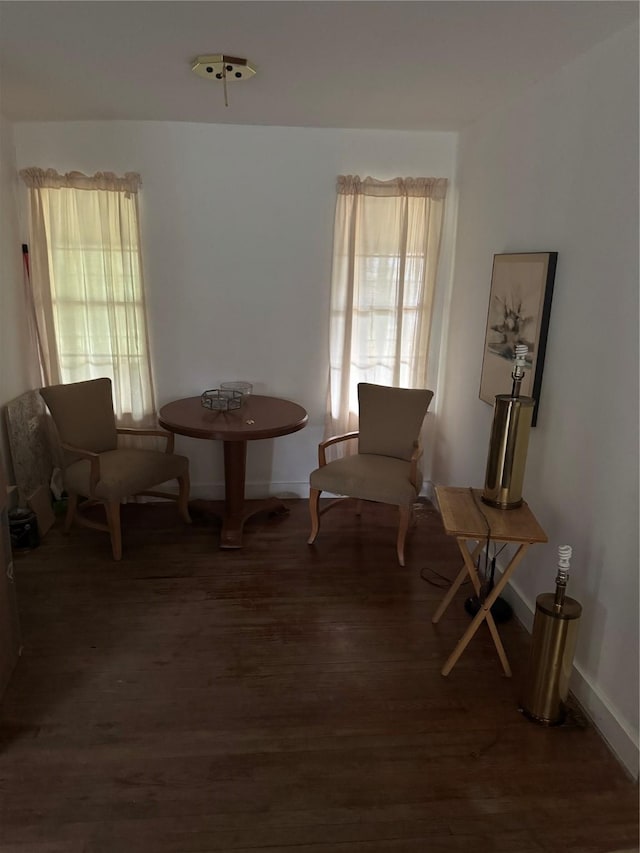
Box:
191;54;256;107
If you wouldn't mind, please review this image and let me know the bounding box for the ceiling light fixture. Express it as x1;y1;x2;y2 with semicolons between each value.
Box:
191;54;256;107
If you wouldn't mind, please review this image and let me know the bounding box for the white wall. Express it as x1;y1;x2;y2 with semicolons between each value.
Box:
436;24;639;776
0;115;39;478
13;121;457;497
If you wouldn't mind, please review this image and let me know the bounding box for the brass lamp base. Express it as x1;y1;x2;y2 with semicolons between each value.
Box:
481;495;523;510
520;592;582;725
482;394;534;509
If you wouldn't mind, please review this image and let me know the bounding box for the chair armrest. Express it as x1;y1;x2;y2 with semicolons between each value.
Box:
318;431;359;467
116;427;175;454
61;441;101;496
409;440;423;489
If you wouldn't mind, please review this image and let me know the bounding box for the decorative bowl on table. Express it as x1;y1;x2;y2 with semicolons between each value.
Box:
201;388;243;411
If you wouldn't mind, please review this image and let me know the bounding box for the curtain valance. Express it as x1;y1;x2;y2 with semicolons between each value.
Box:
337;175;448;200
20;168;142;196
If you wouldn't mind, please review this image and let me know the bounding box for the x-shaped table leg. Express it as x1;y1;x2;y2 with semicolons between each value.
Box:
433;538;530;677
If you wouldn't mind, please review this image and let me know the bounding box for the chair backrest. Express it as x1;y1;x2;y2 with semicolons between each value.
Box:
40;378;118;453
357;383;434;461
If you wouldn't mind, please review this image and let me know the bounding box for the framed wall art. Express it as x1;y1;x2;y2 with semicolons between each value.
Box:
479;251;557;426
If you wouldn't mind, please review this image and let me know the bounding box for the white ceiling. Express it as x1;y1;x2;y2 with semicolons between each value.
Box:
0;1;637;131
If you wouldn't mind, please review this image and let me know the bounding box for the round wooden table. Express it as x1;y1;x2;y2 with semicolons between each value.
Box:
158;394;308;549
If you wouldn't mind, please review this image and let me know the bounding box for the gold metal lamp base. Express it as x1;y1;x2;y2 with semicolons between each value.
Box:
482;394;534;510
520;592;582;725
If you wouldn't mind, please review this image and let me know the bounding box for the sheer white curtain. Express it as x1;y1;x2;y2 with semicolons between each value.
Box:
326;175;448;441
19;168;156;427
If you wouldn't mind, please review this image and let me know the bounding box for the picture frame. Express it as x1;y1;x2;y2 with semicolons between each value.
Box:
479;252;557;426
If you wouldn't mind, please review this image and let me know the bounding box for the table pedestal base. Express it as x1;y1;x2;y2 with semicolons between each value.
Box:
190;498;289;549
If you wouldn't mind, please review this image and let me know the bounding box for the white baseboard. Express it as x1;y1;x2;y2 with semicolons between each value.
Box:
189;480;310;500
188;481;437;502
178;480;437;503
569;664;640;781
496;561;639;780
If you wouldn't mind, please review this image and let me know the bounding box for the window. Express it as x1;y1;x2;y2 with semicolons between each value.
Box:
327;175;448;439
20;169;155;425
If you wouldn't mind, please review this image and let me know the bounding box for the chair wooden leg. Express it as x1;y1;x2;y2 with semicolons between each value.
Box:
308;488;321;544
355;499;363;516
177;472;192;524
64;492;78;534
397;505;411;567
105;501;122;561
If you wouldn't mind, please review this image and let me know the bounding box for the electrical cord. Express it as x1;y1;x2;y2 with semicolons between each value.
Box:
468;489;511;604
470;487;492;600
420;565;470;588
417;491;506;591
419;544;507;590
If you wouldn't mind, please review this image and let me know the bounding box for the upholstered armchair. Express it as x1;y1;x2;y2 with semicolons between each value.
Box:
308;383;434;566
40;378;191;560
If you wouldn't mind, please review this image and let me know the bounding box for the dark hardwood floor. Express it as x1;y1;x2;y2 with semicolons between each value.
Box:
1;498;637;853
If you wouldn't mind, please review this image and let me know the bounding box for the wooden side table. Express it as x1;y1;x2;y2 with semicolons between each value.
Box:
432;485;547;677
